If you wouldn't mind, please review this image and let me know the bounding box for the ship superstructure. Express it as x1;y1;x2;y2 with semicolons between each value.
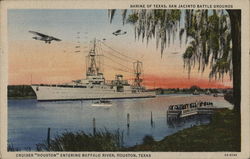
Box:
31;39;156;101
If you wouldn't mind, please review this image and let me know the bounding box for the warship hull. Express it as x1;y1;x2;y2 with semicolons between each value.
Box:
31;85;156;101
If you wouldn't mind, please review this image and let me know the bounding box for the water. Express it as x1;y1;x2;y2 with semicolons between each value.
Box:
8;94;233;150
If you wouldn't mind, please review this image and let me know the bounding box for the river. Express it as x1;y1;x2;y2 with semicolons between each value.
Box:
8;94;233;150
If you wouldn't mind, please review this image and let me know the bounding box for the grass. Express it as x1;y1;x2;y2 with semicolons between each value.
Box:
36;129;124;151
8;143;19;151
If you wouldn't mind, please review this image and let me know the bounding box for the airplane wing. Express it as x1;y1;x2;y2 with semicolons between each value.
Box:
113;29;121;34
116;29;121;33
51;37;62;41
29;31;49;38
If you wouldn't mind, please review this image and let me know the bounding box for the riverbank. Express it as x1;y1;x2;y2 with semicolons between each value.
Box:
8;85;36;99
126;108;240;151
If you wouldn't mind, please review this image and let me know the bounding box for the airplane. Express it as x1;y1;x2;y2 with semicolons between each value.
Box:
112;29;127;36
29;31;62;44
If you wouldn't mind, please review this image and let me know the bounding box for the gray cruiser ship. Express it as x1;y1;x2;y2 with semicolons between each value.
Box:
31;40;156;101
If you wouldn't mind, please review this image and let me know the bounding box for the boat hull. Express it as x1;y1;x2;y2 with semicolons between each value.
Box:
31;85;156;101
91;104;112;107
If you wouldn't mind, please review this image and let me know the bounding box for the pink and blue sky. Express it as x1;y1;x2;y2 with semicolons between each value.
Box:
8;9;232;88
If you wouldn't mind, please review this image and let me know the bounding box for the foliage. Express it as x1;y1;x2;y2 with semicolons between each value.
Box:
142;135;155;145
189;85;201;91
109;9;232;80
111;9;181;54
224;91;234;104
209;58;231;81
184;10;232;80
36;129;124;151
7;143;19;151
8;85;36;98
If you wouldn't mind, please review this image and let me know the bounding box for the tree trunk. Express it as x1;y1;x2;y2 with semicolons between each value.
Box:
227;9;241;151
227;10;241;112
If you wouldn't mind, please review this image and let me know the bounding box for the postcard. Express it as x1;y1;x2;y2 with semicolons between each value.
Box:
0;0;249;159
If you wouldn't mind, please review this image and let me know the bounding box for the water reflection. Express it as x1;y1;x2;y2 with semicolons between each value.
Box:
167;115;211;128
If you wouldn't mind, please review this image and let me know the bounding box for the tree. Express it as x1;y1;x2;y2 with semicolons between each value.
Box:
189;85;201;92
109;9;241;112
226;10;241;113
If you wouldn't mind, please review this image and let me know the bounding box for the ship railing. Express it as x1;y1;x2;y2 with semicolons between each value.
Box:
31;84;88;88
167;110;181;113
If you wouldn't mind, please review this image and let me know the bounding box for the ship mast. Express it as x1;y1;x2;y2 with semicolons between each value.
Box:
86;39;99;76
133;60;143;88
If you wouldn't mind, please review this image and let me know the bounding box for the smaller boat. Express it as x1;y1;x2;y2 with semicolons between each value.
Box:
92;99;112;107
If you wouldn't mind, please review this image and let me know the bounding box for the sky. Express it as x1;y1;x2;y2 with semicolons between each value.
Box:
8;9;232;88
